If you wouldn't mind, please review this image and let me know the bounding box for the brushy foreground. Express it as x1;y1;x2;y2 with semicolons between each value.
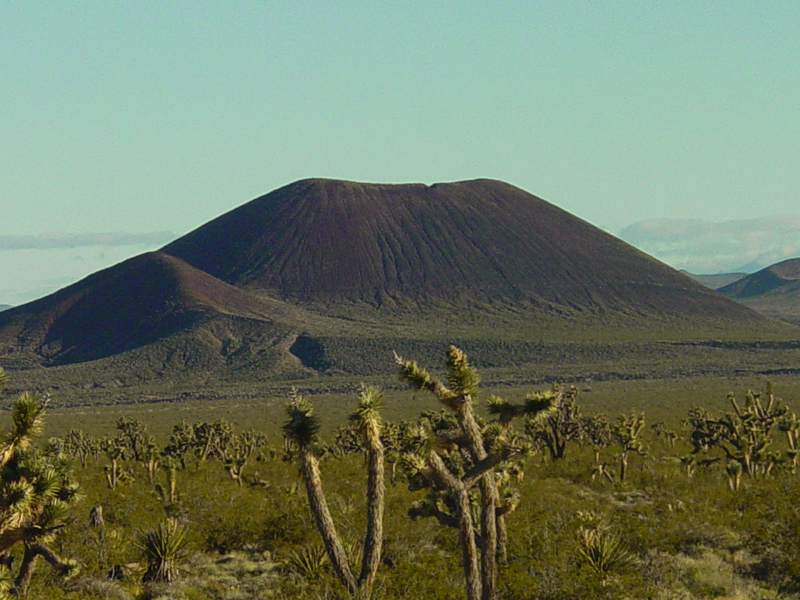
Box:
3;359;800;600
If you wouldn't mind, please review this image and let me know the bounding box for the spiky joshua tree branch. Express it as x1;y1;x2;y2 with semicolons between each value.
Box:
395;346;559;600
0;368;82;596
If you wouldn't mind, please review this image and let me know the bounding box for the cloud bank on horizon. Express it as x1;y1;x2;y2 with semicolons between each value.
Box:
619;216;800;274
0;232;175;251
0;232;177;307
3;216;800;308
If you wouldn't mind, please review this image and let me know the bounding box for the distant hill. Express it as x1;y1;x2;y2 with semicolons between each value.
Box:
682;271;747;290
719;258;800;321
0;251;351;376
0;178;780;383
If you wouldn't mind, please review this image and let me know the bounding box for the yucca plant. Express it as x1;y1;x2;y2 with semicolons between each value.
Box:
576;513;638;580
286;544;329;580
139;517;188;583
0;565;11;600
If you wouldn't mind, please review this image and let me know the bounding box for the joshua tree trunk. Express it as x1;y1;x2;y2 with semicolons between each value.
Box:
456;400;498;600
284;389;387;599
13;544;39;596
619;451;628;483
168;468;178;504
13;543;71;596
429;452;481;600
146;458;159;485
496;515;508;564
478;478;498;600
458;489;482;600
358;418;384;594
298;447;357;595
106;458;121;489
89;505;107;567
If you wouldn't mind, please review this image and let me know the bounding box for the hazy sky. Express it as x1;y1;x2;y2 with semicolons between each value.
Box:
2;3;799;305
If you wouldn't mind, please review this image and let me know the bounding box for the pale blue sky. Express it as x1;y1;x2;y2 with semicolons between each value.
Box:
2;2;799;305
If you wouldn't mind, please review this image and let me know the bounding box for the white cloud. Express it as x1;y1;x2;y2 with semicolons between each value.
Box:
618;216;800;274
0;233;177;306
0;231;176;251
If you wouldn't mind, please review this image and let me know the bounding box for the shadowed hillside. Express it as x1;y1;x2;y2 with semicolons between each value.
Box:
719;258;800;321
0;252;313;368
720;258;800;299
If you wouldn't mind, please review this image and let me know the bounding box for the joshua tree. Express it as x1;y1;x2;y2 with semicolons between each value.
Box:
0;371;82;596
726;460;743;491
155;456;183;514
524;386;582;460
222;431;267;486
100;437;131;490
395;346;558;600
613;411;647;483
164;420;235;467
650;421;679;448
61;429;98;468
140;440;161;485
591;462;615;484
98;418;159;490
681;455;697;479
580;412;614;462
114;417;154;462
283;386;386;598
686;385;792;480
331;420;402;483
778;410;800;470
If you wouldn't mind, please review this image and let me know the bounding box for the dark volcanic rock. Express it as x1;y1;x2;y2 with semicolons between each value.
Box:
164;178;754;319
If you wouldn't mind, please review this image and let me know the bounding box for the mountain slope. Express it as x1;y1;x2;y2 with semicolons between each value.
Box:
0;178;781;381
164;178;755;321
